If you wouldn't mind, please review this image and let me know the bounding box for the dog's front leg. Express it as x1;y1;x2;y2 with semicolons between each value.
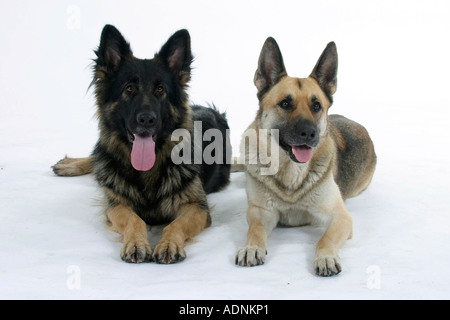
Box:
314;198;353;277
235;203;279;267
106;204;152;263
153;203;210;264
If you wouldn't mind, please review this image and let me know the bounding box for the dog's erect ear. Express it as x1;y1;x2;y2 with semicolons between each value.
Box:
254;37;287;98
157;29;192;85
310;42;338;100
95;25;132;74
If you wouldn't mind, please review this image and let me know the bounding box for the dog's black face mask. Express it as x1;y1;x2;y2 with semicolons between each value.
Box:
92;25;192;171
275;118;320;163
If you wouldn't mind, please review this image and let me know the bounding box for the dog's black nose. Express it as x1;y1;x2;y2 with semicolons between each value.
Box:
137;112;157;127
299;123;316;140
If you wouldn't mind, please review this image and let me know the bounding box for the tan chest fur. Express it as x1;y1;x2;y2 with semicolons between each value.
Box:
241;120;341;226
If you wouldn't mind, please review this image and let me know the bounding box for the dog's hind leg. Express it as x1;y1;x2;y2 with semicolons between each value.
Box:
106;204;152;263
235;203;279;267
52;156;94;176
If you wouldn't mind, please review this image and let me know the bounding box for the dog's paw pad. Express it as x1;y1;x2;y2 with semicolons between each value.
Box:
313;255;342;277
52;158;77;176
120;241;152;263
152;241;186;264
235;246;266;267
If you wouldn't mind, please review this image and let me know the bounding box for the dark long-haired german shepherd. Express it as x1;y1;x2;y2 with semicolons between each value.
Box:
53;25;230;264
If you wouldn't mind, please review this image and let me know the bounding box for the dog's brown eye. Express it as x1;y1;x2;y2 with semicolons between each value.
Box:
312;101;322;112
155;85;164;95
126;85;135;94
279;99;292;110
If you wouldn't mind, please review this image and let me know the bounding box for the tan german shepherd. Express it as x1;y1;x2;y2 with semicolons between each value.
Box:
235;38;377;276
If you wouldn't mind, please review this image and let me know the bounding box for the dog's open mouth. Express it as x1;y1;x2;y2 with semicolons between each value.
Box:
127;130;156;171
278;139;314;164
291;145;313;163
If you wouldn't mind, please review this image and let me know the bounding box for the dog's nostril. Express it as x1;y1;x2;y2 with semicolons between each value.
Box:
145;117;154;124
137;112;156;126
299;128;316;140
300;131;315;138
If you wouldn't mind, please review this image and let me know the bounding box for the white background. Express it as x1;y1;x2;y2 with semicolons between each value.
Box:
0;0;449;299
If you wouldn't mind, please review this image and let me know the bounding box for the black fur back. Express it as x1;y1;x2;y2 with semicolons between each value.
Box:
192;105;231;193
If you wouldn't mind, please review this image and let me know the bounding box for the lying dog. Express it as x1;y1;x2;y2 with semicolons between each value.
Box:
235;37;376;276
53;25;230;264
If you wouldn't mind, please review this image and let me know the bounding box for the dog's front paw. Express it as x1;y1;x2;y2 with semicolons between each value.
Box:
235;246;266;267
313;254;342;277
153;240;186;264
120;240;152;263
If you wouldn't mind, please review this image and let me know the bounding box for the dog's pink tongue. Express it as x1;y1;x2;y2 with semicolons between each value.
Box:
292;146;313;163
131;135;156;171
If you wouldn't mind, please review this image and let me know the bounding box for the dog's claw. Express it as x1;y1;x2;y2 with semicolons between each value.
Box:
235;246;266;267
313;255;342;277
120;241;152;263
152;240;186;264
